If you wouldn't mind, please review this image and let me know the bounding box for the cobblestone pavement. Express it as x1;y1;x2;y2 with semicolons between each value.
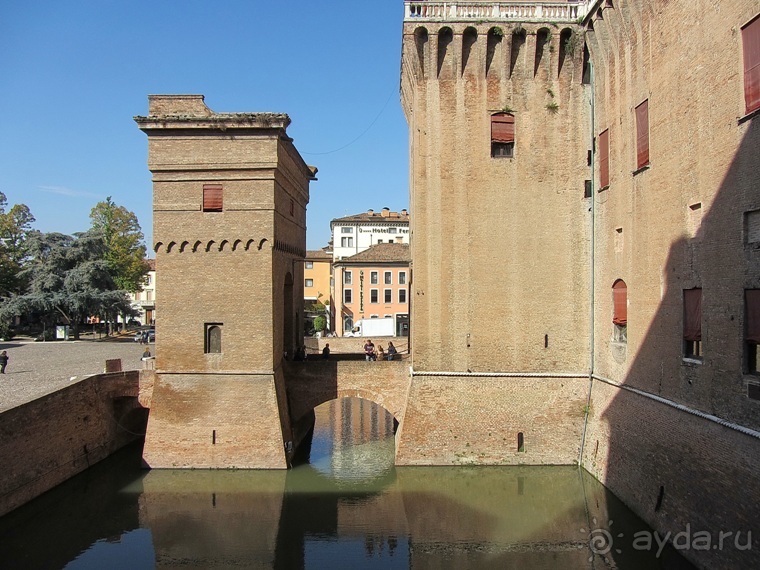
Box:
0;335;153;412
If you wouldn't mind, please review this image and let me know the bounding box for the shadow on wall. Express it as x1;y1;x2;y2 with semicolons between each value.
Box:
586;117;760;568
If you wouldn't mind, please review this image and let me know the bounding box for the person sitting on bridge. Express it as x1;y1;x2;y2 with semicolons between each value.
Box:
376;345;385;360
386;342;398;361
322;343;330;359
364;339;376;361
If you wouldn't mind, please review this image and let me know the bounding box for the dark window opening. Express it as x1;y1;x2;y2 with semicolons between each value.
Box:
534;28;550;77
517;432;525;453
462;27;477;75
613;279;628;343
510;29;526;77
486;28;502;77
437;27;453;78
746;289;760;373
491;113;515;158
205;324;222;354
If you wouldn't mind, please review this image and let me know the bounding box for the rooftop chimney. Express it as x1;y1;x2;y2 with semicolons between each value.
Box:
381;207;391;218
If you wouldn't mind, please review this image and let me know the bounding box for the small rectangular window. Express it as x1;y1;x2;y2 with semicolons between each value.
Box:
399;271;407;285
683;288;702;360
384;271;392;285
384;289;392;303
491;113;515;158
203;185;223;212
370;271;378;284
344;271;352;285
344;289;352;304
341;226;354;233
635;100;649;169
305;261;313;269
388;227;397;234
742;15;760;114
599;129;610;188
205;323;222;354
305;279;313;288
399;289;407;304
341;237;354;247
370;289;379;303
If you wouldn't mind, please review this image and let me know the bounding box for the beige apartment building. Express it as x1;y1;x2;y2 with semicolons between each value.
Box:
128;259;156;325
304;248;332;332
333;243;410;337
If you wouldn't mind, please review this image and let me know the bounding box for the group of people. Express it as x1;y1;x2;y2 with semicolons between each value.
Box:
363;340;398;361
291;344;331;361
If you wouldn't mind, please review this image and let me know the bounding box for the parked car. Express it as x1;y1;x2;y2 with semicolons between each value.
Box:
134;329;156;343
127;319;141;328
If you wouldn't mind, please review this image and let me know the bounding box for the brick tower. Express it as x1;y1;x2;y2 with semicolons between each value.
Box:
135;95;316;468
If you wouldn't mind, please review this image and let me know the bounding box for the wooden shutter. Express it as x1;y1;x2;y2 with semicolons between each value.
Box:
599;129;609;188
635;100;649;169
747;289;760;343
203;185;223;212
683;288;702;342
491;113;515;143
613;280;627;325
744;15;760;114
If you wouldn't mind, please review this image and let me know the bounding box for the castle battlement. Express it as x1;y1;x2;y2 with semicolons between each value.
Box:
404;0;591;23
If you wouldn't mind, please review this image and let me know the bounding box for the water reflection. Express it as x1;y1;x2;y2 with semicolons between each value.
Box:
0;397;694;569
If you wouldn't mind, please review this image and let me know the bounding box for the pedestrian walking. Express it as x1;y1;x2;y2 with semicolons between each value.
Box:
0;350;8;373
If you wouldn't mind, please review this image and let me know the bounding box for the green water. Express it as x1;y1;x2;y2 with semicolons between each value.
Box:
0;398;693;569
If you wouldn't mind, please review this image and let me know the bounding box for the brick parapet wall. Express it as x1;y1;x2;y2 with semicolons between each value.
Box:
0;371;149;517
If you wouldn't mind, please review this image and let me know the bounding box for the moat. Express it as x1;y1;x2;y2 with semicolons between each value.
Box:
0;398;693;569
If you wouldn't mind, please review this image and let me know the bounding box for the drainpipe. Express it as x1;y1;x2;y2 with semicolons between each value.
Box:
578;59;596;467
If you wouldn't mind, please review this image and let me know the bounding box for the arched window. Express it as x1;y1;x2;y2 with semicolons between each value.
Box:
613;280;627;343
206;324;222;354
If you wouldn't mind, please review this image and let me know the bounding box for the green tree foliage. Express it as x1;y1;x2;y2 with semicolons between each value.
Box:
1;230;136;339
89;197;150;293
313;315;326;332
0;192;36;296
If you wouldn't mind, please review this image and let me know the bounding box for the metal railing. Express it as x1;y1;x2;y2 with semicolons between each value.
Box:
404;1;591;23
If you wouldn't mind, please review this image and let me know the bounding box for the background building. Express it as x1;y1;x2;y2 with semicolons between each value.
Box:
330;208;410;261
304;247;332;333
333;243;410;337
129;259;156;325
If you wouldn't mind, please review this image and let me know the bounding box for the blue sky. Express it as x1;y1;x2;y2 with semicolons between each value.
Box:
0;0;409;253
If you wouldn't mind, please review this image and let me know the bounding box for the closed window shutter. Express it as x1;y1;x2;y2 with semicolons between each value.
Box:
491;113;515;143
613;280;627;325
203;185;223;211
744;16;760;114
683;288;702;342
635;100;649;168
599;129;609;188
747;289;760;343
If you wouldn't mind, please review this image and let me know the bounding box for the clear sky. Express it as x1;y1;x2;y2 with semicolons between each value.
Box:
0;0;409;253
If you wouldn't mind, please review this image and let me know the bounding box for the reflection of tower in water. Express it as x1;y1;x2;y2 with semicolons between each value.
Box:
333;398;395;448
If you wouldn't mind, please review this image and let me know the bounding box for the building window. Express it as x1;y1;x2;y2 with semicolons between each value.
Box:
384;289;392;303
305;279;313;288
635;99;649;169
746;289;760;374
491;113;515;158
202;185;223;212
399;289;407;304
205;323;222;354
146;290;152;302
344;289;353;304
384;271;392;285
305;261;313;269
371;289;379;303
388;227;397;234
344;316;353;331
612;279;627;343
341;226;354;233
344;271;352;285
145;275;152;286
683;288;702;360
341;237;353;247
599;129;609;188
370;271;378;284
289;198;295;216
742;15;760;114
399;271;407;285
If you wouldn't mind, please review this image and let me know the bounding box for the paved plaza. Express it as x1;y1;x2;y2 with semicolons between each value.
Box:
0;335;152;412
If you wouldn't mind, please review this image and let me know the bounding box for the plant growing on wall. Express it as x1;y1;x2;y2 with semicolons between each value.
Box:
546;102;560;113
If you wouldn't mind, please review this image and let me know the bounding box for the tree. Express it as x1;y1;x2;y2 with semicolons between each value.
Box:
89;197;150;293
0;230;136;339
0;192;36;296
313;315;326;333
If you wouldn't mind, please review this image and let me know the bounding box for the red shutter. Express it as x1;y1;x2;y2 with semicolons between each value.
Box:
599;129;609;188
491;113;515;143
683;288;702;342
203;185;223;212
744;15;760;114
635;100;649;169
613;280;627;325
747;289;760;343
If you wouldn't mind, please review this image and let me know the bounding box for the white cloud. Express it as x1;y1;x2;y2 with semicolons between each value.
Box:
37;185;102;199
